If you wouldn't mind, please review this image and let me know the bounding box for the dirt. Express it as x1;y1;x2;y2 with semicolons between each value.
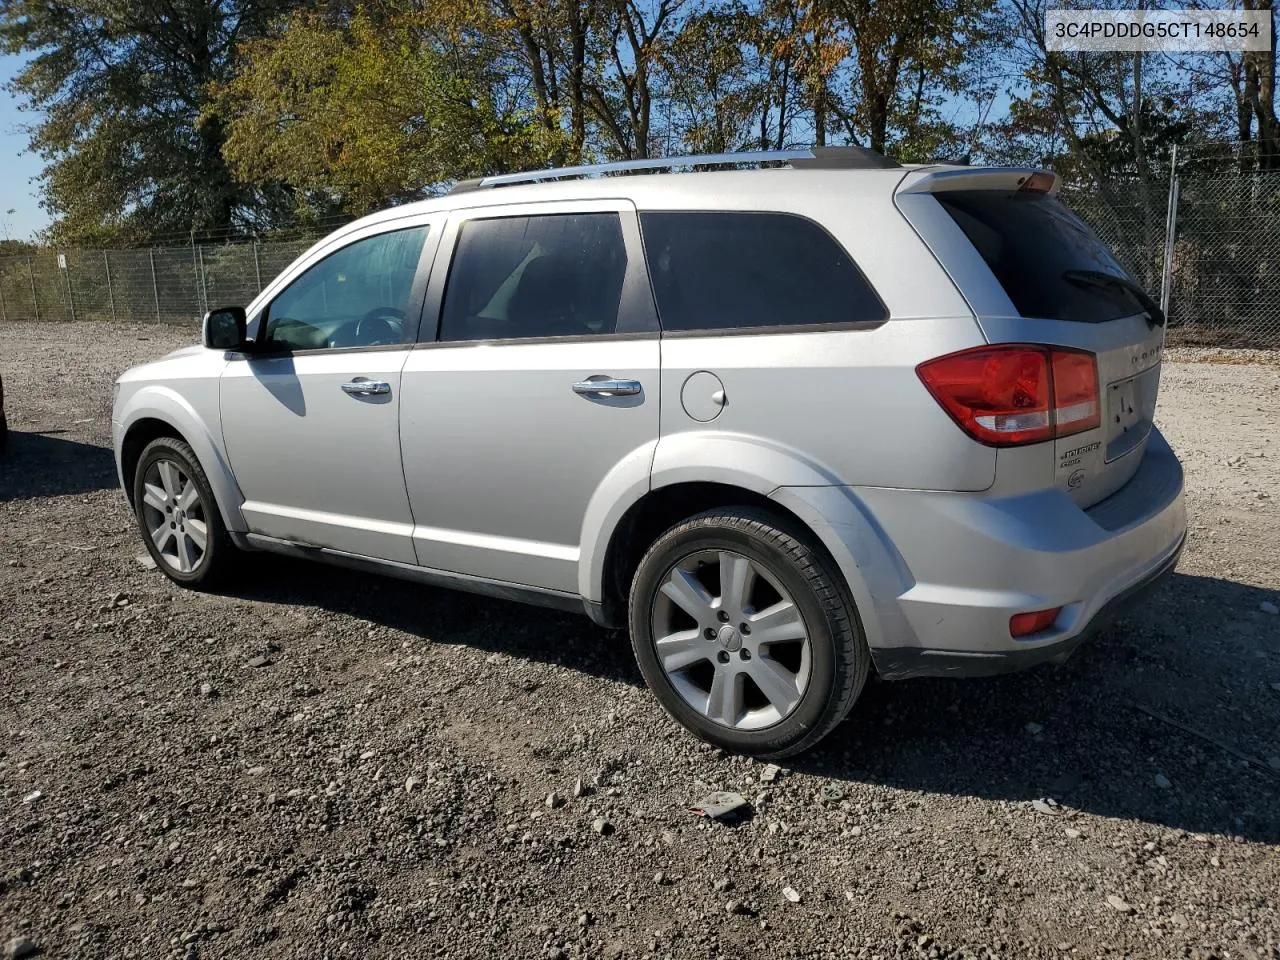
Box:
2;322;1278;960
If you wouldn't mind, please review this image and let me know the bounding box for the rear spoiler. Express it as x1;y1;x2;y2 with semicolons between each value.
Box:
896;167;1059;196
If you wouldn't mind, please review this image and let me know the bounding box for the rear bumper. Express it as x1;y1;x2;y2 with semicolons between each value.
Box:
871;529;1183;677
852;427;1186;679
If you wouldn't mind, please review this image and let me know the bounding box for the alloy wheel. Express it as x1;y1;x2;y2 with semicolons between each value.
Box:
650;549;812;731
140;458;209;575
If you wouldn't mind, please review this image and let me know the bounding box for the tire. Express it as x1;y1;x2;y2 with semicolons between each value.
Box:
132;436;233;588
628;507;870;759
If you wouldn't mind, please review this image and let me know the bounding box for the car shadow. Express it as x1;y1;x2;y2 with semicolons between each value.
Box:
0;431;119;501
221;557;1279;843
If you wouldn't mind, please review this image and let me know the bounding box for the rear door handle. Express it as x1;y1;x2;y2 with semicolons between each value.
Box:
572;378;642;397
341;379;391;396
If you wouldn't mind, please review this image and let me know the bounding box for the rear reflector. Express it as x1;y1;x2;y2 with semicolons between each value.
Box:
917;344;1100;447
1010;607;1062;638
1018;171;1056;194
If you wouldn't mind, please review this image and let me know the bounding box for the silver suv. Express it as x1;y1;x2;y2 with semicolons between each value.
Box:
112;148;1186;758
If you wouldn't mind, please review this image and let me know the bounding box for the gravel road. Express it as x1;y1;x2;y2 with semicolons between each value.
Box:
2;322;1278;960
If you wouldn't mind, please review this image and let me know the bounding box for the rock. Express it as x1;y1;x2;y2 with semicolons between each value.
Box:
21;790;42;805
5;937;37;960
1154;773;1172;789
359;750;375;760
547;949;568;960
405;776;421;793
653;870;667;885
1025;722;1044;735
246;766;266;776
246;655;271;668
1031;798;1063;816
135;553;157;570
1064;827;1082;839
690;791;750;821
760;763;782;783
1106;894;1135;913
849;825;863;837
545;791;563;809
571;777;585;799
782;885;801;903
1260;601;1279;615
199;682;214;698
591;817;613;836
713;878;734;893
181;878;199;889
821;784;845;802
725;899;749;915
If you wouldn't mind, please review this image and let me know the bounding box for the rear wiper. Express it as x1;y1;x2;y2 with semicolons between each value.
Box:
1063;269;1165;329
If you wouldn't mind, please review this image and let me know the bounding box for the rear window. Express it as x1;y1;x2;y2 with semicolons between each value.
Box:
639;211;886;333
936;190;1148;323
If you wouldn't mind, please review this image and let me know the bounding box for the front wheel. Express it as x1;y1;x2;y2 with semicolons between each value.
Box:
628;507;870;759
132;437;233;588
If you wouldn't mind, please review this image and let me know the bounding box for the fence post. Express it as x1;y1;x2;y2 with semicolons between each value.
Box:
197;244;209;317
253;241;262;291
1160;144;1180;319
26;256;39;322
189;230;201;322
150;249;161;323
60;251;78;322
104;250;117;321
0;270;7;322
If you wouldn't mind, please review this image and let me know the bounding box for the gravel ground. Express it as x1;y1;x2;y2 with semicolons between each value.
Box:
2;321;1279;960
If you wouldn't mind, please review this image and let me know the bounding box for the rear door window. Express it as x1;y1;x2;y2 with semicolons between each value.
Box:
438;213;628;341
935;191;1148;323
639;211;886;333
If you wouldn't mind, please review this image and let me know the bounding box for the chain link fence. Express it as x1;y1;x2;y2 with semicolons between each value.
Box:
2;149;1279;347
0;237;318;329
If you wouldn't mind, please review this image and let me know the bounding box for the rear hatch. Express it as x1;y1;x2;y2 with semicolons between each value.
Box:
899;168;1166;507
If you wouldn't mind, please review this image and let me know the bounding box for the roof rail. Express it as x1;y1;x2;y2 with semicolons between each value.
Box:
449;145;899;193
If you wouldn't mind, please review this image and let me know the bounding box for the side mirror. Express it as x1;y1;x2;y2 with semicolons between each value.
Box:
203;306;247;350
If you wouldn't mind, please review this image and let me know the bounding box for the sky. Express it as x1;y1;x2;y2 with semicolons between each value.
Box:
0;52;50;242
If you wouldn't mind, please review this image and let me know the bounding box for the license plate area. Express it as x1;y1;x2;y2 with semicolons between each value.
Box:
1105;371;1155;462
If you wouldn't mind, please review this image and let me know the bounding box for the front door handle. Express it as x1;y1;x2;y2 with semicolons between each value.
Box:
341;379;391;396
572;378;642;397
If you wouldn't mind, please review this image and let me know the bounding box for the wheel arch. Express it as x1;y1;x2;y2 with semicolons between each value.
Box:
116;389;246;532
580;433;906;653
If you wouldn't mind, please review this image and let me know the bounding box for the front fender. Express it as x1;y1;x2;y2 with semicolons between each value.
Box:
114;385;247;533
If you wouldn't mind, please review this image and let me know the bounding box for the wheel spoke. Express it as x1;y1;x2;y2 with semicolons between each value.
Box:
661;567;716;624
747;655;802;716
705;667;742;725
178;484;200;511
151;523;174;552
142;483;168;512
175;531;194;572
186;518;208;552
747;600;804;645
157;460;181;497
654;628;707;672
719;552;755;615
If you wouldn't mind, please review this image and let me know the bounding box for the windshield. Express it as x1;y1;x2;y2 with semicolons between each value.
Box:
936;190;1150;323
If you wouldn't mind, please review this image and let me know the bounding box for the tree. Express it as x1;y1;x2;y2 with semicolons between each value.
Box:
210;9;566;214
0;0;304;242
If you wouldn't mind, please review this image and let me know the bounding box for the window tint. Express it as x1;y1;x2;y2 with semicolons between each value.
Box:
265;226;428;350
936;191;1144;323
639;212;885;332
439;213;628;341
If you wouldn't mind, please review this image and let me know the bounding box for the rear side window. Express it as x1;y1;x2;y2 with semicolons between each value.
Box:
439;213;628;341
639;212;886;333
936;191;1147;323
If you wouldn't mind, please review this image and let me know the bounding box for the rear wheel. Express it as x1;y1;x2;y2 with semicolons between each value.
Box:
629;507;870;759
132;437;233;587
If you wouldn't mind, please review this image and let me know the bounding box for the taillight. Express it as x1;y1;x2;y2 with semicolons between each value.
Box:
917;344;1100;447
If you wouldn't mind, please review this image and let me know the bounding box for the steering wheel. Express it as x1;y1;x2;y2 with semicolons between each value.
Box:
355;307;406;346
